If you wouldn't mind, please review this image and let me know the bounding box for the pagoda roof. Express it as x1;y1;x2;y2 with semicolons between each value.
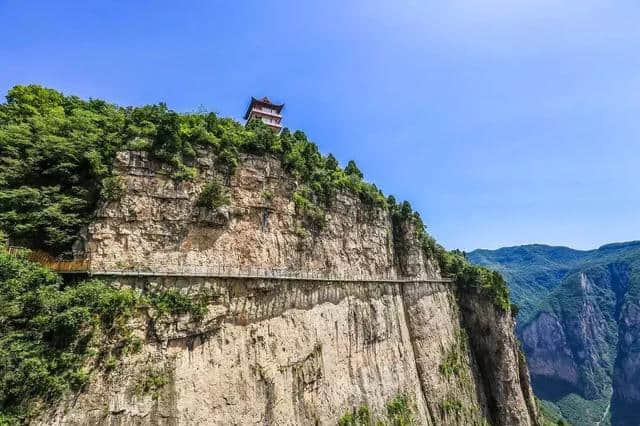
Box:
244;96;284;119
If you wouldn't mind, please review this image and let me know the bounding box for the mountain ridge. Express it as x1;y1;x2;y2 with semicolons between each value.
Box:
469;241;640;426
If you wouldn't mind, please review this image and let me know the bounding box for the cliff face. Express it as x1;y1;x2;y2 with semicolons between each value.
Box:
49;152;539;425
83;151;434;279
522;272;617;401
612;296;640;425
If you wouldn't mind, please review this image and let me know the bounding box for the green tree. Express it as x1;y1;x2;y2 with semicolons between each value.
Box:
325;153;339;170
345;160;363;179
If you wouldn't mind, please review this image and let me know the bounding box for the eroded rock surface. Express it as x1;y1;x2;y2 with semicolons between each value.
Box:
45;152;539;425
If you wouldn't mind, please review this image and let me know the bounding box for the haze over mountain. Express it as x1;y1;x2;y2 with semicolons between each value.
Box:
470;241;640;426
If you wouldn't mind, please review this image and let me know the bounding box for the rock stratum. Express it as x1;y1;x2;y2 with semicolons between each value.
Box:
41;152;540;425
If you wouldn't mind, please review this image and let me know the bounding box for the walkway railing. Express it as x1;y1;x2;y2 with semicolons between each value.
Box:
6;247;453;283
88;265;453;283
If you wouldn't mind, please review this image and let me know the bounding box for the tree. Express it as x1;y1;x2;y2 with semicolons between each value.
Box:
325;154;339;171
345;160;363;179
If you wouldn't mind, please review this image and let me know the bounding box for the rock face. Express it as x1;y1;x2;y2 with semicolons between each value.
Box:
48;152;540;425
521;272;617;401
612;299;640;425
86;151;436;279
520;312;579;393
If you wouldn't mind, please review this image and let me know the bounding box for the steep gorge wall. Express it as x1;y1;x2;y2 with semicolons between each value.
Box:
612;294;640;425
50;152;539;425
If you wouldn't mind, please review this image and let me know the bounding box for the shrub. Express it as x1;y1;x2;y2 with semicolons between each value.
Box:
100;176;125;201
293;188;326;230
385;393;416;425
338;405;371;426
338;393;416;426
439;331;467;379
132;368;170;400
148;289;208;321
441;398;463;415
196;178;229;210
171;164;198;181
261;190;274;203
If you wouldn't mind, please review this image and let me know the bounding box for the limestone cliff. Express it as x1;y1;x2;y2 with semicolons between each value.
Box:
45;152;539;425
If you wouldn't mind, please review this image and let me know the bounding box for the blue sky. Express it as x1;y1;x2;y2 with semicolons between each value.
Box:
2;0;640;251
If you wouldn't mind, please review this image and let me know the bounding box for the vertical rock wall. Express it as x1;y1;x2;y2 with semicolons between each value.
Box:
44;276;539;426
86;151;438;279
50;152;540;425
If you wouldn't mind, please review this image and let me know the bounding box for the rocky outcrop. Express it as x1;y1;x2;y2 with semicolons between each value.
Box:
48;151;539;425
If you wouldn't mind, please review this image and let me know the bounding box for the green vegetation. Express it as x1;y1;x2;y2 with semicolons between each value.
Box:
439;331;468;379
538;398;571;426
388;198;438;259
438;249;512;312
100;175;125;201
338;393;416;426
132;368;171;400
0;243;213;423
280;128;385;231
440;397;463;416
384;393;416;425
0;85;211;254
552;394;609;426
148;289;208;321
338;405;372;426
0;246;140;423
0;85;392;253
196;178;229;210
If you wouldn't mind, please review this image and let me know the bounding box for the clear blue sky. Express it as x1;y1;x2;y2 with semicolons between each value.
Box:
2;1;640;251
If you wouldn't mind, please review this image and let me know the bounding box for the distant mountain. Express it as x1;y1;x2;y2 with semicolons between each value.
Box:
469;242;640;426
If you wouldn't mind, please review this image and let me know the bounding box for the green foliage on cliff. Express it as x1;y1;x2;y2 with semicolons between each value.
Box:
100;175;125;201
149;289;208;321
437;249;512;312
0;85;391;252
338;393;416;426
0;245;212;423
439;330;468;379
280;128;385;230
0;247;140;423
388;198;438;259
132;368;170;401
0;85;123;253
196;178;229;210
0;85;213;253
538;398;572;426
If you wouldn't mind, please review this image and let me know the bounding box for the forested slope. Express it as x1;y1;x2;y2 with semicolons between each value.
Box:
470;242;640;426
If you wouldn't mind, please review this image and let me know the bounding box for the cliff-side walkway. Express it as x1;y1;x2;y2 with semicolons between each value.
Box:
7;247;454;283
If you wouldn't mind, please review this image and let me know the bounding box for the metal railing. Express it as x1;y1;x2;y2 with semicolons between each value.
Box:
6;247;453;283
88;264;453;283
